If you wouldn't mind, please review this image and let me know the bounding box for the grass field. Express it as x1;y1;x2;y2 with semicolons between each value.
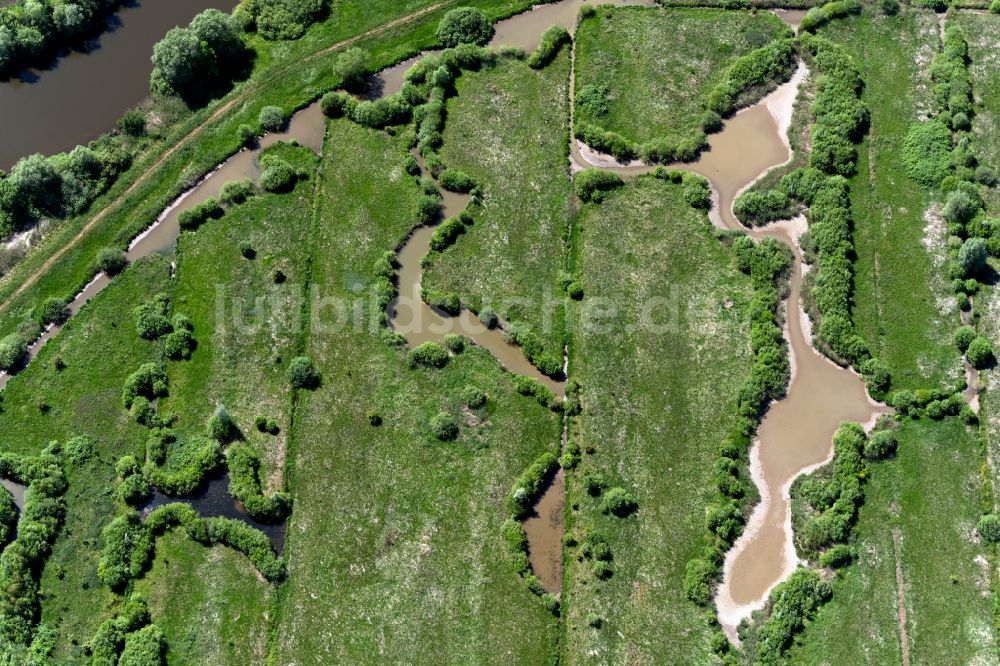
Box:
562;176;751;663
273;118;563;663
819;9;962;391
789;418;995;663
133;532;273;665
573;6;787;146
160;142;320;486
424;51;572;360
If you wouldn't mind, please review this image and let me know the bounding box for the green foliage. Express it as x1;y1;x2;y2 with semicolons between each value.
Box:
733;189;792;225
429;216;466;252
438;169;476;193
207;403;236;442
219;178;257;206
443;334;465;353
164;328;196;360
706;38;797;117
121;363;168;409
150;9;247;103
133;294;171;340
287;356;320;389
37;296;69;326
429;412;459;441
965;336;994;369
977;514;1000;543
527;25;571;69
0;334;26;372
799;0;862;33
683;558;717;605
334;47;368;91
96;247;127;276
406;342;449;369
143;436;223;496
118;623;165;666
864;429;897;460
240;0;326;41
260;156;297;193
226;444;292;522
416;195;442;224
436;7;493;47
512;375;557;410
902;120;953;187
957;238;987;277
504;451;558;519
954;326;976;352
574;169;623;203
600;487;638;517
753;568;832;663
681;175;711;209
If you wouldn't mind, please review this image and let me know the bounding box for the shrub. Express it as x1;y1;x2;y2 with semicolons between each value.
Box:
512;374;556;409
902;120;952;187
238;123;256;147
527;25;570;69
577;83;609;117
574;169;623;202
320;91;356;118
226;444;292;522
334;46;368;91
207;404;236;442
407;341;449;368
96;247;127;276
134;298;171;340
0;333;25;372
438;168;476;193
436;7;493;47
978;514;1000;543
429;412;459;441
287;356;320;389
600;487;638;517
705;38;796;116
260;157;296;193
684;558;716;605
879;0;899;14
682;176;711;209
429;216;465;251
164;328;195;360
350;96;411;128
753;568;832;662
734;189;792;225
944;190;979;225
122;363;168;408
37;297;70;326
478;307;498;329
461;385;487;409
966;336;994;369
416;195;442;224
504;451;558;518
976;165;998;187
957;238;988;277
258;105;287;132
443;334;465;353
117;473;151;506
955;326;976;352
118;623;165;666
864;429;897;460
219;178;256;205
818;543;852;568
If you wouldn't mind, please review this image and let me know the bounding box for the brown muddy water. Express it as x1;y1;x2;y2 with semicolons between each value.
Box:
571;48;886;633
522;468;565;593
0;0;240;171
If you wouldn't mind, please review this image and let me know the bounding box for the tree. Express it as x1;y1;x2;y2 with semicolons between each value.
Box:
150;26;210;97
955;326;976;352
0;334;26;371
260;159;296;193
957;238;987;277
9;153;62;215
943;190;978;225
334;47;368;91
287;356;320;389
436;7;493;47
191;9;243;63
207;404;236;442
118;110;146;137
38;297;69;326
966;336;994;369
96;247;127;275
258;106;287;132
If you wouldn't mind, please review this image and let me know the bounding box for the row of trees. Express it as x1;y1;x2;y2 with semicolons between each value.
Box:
0;0;124;77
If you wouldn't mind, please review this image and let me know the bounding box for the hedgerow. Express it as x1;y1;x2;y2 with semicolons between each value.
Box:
798;0;862;33
573;169;623;202
0;443;66;646
527;25;571;69
748;568;831;663
226;444;292;523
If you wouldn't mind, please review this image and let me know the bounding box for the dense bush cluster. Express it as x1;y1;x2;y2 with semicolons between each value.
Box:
121;363;168;409
88;594;154;665
234;0;327;41
100;503;285;592
177;196;224;230
406;341;449;369
573;169;623;203
260;155;297;193
0;142;132;238
749;568;832;663
804;34;868;176
0;0;124;77
504;451;558;519
150;9;248;104
0;444;67;645
429;212;473;252
134;293;171;340
798;0;861;33
705;38;797;117
436;7;493;47
142;435;223;496
226;444;292;522
527;25;570;69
